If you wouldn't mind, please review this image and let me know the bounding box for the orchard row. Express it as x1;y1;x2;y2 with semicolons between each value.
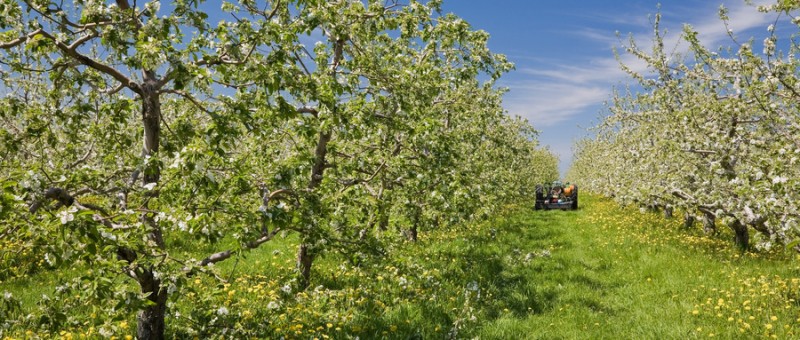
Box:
568;3;800;251
0;1;557;338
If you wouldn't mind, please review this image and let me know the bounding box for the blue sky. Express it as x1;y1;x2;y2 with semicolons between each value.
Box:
440;1;779;175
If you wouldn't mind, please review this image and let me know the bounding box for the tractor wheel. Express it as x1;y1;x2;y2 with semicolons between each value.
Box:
571;196;578;210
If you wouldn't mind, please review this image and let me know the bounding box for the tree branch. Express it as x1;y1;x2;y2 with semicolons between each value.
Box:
682;148;717;155
670;189;717;216
67;142;95;169
161;89;214;115
34;30;140;95
297;106;318;117
0;28;44;49
197;227;282;267
67;32;98;51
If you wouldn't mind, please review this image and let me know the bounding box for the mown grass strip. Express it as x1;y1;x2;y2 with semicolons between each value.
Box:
479;195;800;339
4;194;800;339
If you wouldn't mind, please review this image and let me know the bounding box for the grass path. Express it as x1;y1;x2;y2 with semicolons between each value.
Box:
477;195;800;339
4;194;800;339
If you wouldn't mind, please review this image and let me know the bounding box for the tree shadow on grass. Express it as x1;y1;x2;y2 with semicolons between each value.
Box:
310;208;616;339
455;210;619;327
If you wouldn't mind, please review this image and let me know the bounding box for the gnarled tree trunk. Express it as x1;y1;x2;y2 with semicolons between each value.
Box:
296;243;315;289
136;72;167;339
663;205;673;219
297;131;331;289
137;269;168;340
729;219;749;250
702;212;716;235
140;81;165;249
683;212;695;229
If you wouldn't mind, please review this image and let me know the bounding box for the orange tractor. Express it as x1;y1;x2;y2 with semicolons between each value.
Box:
535;181;578;210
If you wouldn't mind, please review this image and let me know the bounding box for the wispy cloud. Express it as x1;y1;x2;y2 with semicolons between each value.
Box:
503;1;775;129
503;78;609;127
692;1;776;45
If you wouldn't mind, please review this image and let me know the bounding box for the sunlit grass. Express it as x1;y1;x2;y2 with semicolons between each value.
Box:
477;196;800;339
3;194;800;338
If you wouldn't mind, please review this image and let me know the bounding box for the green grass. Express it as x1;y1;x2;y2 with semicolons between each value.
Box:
477;196;800;339
3;194;800;338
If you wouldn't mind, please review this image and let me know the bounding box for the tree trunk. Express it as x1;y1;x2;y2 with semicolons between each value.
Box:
137;269;167;340
379;212;389;232
295;130;331;289
702;212;716;235
296;243;314;289
308;132;331;190
406;207;420;242
663;205;673;219
406;225;418;242
683;212;695;229
378;199;390;232
136;74;167;340
729;219;749;250
140;79;165;248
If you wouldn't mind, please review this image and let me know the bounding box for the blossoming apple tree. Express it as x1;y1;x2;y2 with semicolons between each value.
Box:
568;3;800;250
0;0;556;338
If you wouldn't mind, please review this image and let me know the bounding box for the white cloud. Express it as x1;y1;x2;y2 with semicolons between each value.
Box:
505;3;775;120
502;0;776;174
504;82;608;127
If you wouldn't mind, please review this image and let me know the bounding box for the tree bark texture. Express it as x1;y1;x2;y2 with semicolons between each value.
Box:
703;212;716;235
296;243;314;289
683;212;696;229
136;269;168;340
663;205;673;219
729;219;749;250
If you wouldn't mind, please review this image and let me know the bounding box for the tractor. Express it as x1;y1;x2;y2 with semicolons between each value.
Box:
535;181;578;210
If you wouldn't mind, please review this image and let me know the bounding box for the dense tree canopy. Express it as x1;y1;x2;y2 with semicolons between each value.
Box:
568;3;800;250
0;0;556;337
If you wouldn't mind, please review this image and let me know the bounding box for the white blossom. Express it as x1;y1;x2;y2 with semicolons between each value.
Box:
281;284;292;294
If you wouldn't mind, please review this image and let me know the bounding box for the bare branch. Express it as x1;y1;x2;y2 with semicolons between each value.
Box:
100;83;127;95
245;228;282;248
682;148;717;155
67;142;95;169
670;189;718;216
67;32;98;51
161;89;214;114
297;106;318;116
199;250;232;266
269;188;294;199
196;227;282;267
33;30;140;95
0;28;44;49
339;162;387;190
